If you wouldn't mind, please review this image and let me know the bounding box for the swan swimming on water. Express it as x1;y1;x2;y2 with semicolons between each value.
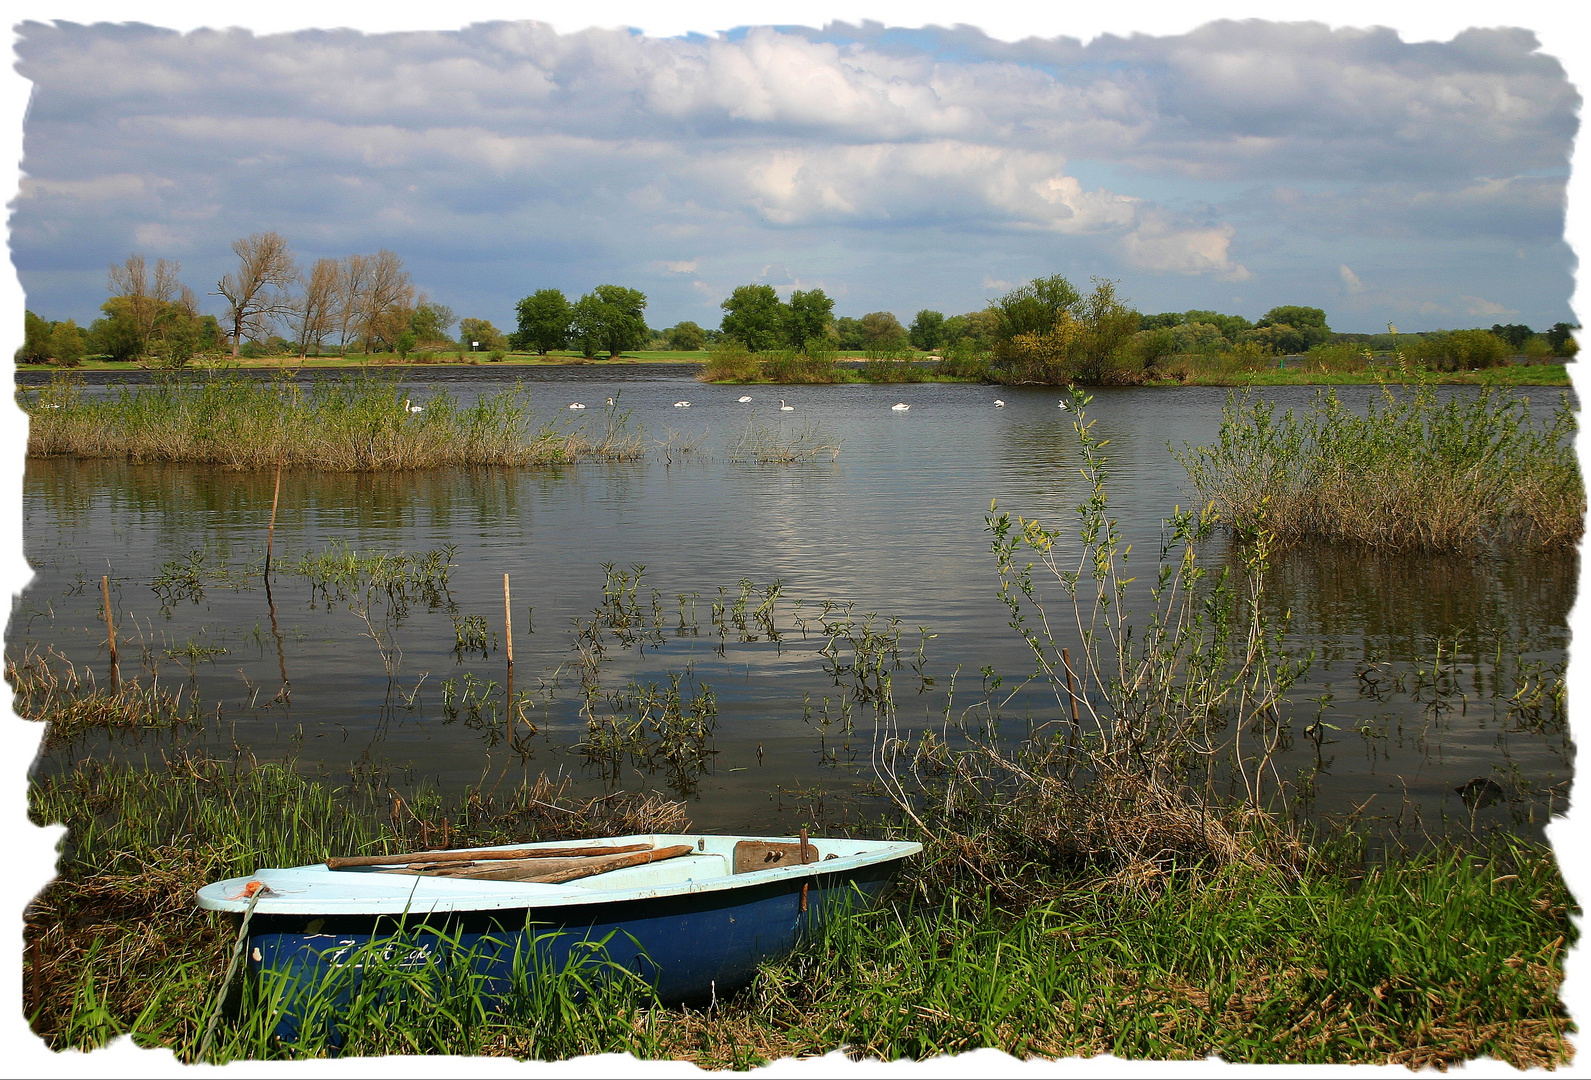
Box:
891;403;910;411
404;399;423;413
1057;400;1069;410
674;401;691;407
738;395;752;403
993;399;1005;407
779;400;794;411
569;403;586;410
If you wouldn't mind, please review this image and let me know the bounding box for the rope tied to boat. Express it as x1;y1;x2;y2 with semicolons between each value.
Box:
197;883;266;1062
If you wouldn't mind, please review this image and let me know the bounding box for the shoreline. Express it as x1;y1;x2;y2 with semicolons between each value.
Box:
15;357;1572;388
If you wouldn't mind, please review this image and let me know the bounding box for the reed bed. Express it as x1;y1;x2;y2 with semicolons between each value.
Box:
726;414;843;463
7;643;200;748
1175;386;1583;552
21;374;644;470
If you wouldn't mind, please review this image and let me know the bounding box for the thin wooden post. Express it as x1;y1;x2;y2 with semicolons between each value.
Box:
504;574;514;743
799;826;810;912
503;574;514;670
264;459;283;589
101;575;117;690
1062;648;1079;725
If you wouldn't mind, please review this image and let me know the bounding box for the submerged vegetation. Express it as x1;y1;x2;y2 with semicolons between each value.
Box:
1176;386;1583;553
725;413;843;463
21;374;646;470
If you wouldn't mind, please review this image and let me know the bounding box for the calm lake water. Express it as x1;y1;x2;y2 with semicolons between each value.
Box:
12;366;1576;839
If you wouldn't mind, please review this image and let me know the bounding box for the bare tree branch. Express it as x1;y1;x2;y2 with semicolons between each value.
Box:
212;232;298;356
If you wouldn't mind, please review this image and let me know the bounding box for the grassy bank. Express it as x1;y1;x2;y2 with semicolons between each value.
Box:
1176;385;1583;552
22;751;1573;1066
21;374;644;470
1148;363;1572;387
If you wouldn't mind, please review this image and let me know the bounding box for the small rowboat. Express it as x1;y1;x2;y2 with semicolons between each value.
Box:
197;832;919;1039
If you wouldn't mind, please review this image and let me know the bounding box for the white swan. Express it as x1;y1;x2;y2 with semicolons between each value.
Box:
891;402;910;411
403;398;423;413
569;402;586;410
738;395;752;403
606;397;614;405
993;399;1005;407
779;399;794;411
1057;400;1069;410
674;401;691;408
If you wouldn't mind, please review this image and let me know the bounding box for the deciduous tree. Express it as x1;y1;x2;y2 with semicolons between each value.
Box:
785;289;835;351
719;284;785;352
213;232;298;357
109;252;182;357
458;318;507;353
294;257;342;358
665;321;707;350
859;311;907;351
572;285;649;358
909;309;945;351
513;289;572;354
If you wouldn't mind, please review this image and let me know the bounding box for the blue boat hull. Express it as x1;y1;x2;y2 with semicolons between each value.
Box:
244;859;896;1041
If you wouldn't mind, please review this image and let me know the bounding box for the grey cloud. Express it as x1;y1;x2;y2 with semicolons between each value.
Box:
9;18;1576;332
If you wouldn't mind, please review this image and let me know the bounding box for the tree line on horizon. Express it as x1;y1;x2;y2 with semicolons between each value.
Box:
16;232;509;367
14;235;1580;372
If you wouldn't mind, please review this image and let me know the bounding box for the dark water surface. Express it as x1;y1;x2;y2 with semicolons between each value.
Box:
13;368;1575;837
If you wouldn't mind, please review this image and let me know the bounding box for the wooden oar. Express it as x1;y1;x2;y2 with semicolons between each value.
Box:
451;845;695;884
380;855;620;878
326;842;652;870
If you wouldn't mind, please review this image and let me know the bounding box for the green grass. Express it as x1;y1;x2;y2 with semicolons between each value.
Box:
21;373;645;470
1175;385;1583;552
729;843;1572;1067
23;751;1573;1066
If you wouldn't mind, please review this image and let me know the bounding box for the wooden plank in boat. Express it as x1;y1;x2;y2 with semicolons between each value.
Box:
327;842;651;870
452;845;696;883
733;840;819;874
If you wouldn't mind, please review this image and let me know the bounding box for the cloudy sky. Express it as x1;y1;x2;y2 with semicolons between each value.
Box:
7;10;1582;336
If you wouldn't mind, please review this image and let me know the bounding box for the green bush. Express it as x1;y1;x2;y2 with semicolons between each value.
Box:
1402;330;1510;372
698;340;761;382
761;348;842;383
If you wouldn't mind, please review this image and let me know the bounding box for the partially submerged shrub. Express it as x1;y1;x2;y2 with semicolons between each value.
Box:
760;349;843;384
697;340;760;382
875;390;1312;900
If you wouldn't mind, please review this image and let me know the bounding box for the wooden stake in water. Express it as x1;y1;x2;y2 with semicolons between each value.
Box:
101;575;117;690
504;573;514;742
1062;647;1080;725
504;574;514;670
264;459;282;602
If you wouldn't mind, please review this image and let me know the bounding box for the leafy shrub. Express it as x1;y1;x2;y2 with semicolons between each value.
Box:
1402;330;1510;372
698;340;760;382
761;348;842;383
